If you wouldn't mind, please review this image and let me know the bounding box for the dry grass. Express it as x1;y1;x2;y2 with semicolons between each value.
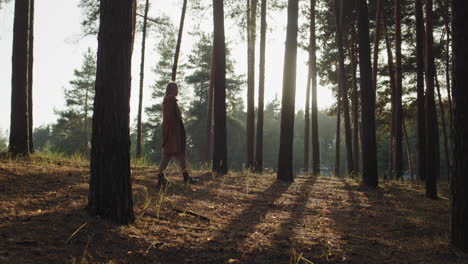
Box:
0;156;463;264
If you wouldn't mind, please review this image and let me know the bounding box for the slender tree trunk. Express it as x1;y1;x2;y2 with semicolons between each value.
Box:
246;0;257;170
84;83;90;153
212;0;228;174
206;52;215;164
9;0;30;157
424;0;439;199
372;0;382;93
277;0;298;182
415;0;426;181
403;118;414;181
88;0;136;225
443;0;453;128
136;0;150;159
27;0;34;153
311;0;320;175
350;23;360;176
394;0;403;180
357;0;378;187
304;0;312;174
335;0;353;176
171;0;188;81
435;75;451;180
334;65;341;178
451;0;468;252
254;0;266;173
382;11;396;180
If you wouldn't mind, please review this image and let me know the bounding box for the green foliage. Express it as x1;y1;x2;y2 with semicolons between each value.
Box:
0;129;7;152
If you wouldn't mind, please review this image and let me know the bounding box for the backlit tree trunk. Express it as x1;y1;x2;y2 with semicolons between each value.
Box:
415;0;426;181
27;0;34;153
451;0;468;251
88;0;136;225
136;0;150;159
206;52;215;164
254;0;266;173
172;0;188;81
246;0;257;170
356;0;378;187
350;23;359;175
9;0;30;157
435;75;451;179
311;0;320;175
424;0;439;199
334;65;341;178
212;0;228;174
394;0;403;180
277;0;298;182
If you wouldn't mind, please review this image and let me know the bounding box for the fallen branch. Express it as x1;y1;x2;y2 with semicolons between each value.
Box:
172;208;211;222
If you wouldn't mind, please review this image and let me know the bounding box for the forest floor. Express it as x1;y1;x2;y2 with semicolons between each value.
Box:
0;155;464;264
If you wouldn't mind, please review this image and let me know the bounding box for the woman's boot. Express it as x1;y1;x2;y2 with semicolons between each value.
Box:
157;173;168;186
183;172;196;184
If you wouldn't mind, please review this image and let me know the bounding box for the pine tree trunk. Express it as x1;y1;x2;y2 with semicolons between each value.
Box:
304;0;312;175
394;0;403;180
254;0;266;173
403;119;414;181
246;0;257;170
212;0;228;174
136;0;150;159
350;23;360;176
443;0;453;129
206;52;215;164
372;0;382;93
277;0;298;182
171;0;187;81
9;0;30;157
27;0;34;153
451;0;468;251
88;0;136;225
435;75;451;180
334;65;341;178
356;0;378;187
424;0;439;199
335;0;353;176
311;0;320;175
415;0;426;181
382;11;396;180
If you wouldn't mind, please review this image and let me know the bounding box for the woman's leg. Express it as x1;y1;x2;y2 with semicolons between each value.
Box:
158;154;172;174
174;153;188;173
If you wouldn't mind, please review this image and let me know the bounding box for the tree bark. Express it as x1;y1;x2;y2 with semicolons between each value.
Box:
9;0;30;157
415;0;426;181
403;118;414;181
356;0;378;187
206;52;215;164
171;0;188;81
246;0;257;170
424;0;439;199
311;0;320;175
350;22;360;176
443;0;453;129
334;64;341;178
88;0;136;225
27;0;34;153
136;0;150;159
394;0;403;180
254;0;266;173
277;0;298;182
451;0;468;252
212;0;228;174
335;0;353;176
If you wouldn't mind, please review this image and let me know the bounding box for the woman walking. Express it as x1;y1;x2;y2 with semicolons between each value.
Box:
157;82;195;185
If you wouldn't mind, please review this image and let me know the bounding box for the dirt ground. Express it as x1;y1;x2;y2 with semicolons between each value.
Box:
0;156;464;264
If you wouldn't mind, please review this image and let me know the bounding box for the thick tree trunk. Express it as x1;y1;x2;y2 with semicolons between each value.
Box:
136;0;150;159
9;0;30;157
335;0;353;176
356;0;378;187
311;0;320;175
206;52;215;164
27;0;34;153
171;0;188;81
334;66;341;178
246;0;257;170
435;75;451;180
350;23;360;176
277;0;298;182
451;0;468;252
394;0;403;180
415;0;426;181
88;0;136;225
254;0;266;173
424;0;439;199
212;0;228;174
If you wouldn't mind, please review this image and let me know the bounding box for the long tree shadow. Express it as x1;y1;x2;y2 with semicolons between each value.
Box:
152;179;293;263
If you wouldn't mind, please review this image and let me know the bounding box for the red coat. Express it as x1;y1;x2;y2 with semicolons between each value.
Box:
162;95;186;156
